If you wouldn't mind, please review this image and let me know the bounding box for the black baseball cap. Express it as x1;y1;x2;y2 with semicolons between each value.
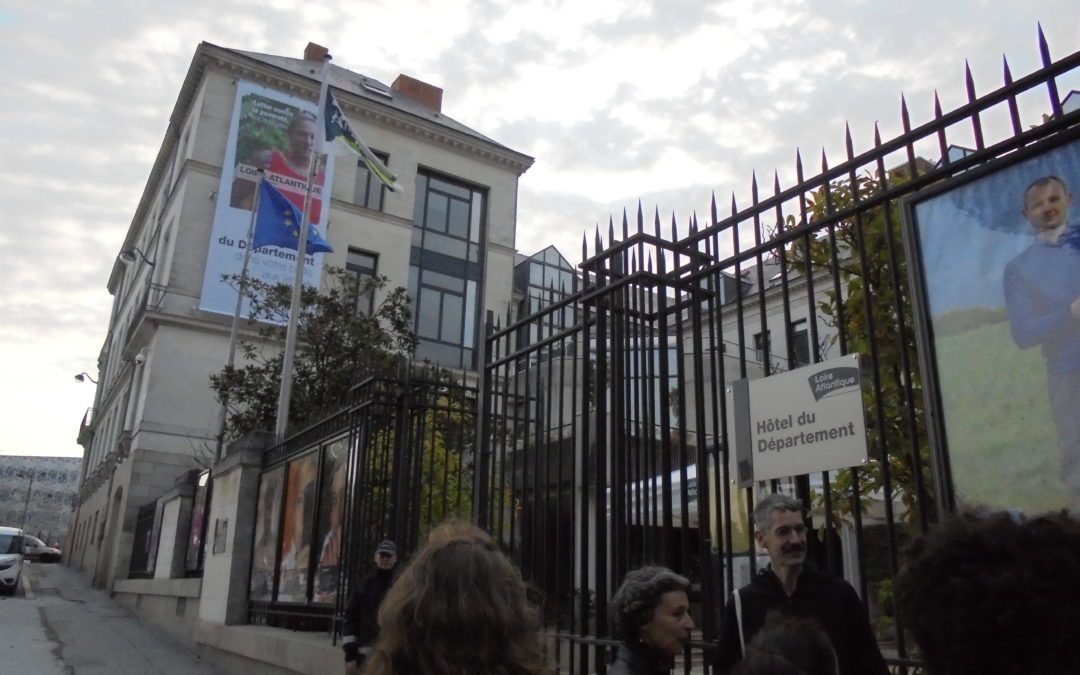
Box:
375;539;397;555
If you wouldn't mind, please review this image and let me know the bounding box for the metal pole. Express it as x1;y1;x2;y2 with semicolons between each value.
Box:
275;54;332;439
215;169;265;462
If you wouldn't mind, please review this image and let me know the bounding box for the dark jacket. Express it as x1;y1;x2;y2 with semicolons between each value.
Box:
342;567;396;662
715;564;888;675
609;643;674;675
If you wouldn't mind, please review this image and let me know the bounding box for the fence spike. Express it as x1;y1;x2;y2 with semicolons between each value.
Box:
646;250;654;273
710;192;718;226
670;212;679;241
933;91;949;166
609;215;616;247
1037;22;1051;67
654;207;662;239
844;122;855;162
582;232;588;262
730;192;738;217
1037;23;1062;116
657;245;667;274
595;224;602;253
773;170;781;196
1002;54;1022;135
965;60;985;150
751;170;759;205
873;122;882;147
900;93;911;132
795;148;804;183
933;90;943;118
820;148;829;173
636;200;644;233
622;209;629;242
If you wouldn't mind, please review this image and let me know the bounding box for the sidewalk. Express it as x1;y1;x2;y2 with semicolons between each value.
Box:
1;562;219;674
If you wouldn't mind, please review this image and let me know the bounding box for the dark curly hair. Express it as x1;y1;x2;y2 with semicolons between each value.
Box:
364;521;546;675
895;510;1080;674
610;566;690;642
737;612;838;675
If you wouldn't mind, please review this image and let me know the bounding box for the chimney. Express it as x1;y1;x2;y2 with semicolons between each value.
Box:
303;42;329;62
391;74;443;113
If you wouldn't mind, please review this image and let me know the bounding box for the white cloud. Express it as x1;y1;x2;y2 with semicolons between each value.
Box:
0;0;1077;458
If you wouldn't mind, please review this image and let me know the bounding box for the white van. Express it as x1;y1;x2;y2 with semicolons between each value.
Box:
0;526;25;595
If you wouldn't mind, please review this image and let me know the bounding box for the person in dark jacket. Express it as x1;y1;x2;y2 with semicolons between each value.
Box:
716;494;887;675
895;510;1080;674
609;566;695;675
342;539;399;673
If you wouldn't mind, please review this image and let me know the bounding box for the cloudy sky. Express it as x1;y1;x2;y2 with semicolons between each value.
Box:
0;0;1076;458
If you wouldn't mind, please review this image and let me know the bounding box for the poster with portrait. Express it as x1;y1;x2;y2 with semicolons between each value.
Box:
313;437;349;604
184;471;210;573
904;134;1080;514
199;81;336;318
249;466;284;601
277;452;319;603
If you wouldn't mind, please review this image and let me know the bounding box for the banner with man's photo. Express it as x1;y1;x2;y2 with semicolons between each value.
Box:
904;134;1080;515
199;81;336;317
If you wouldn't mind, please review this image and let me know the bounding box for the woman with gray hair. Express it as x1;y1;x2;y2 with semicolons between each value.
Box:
609;566;695;675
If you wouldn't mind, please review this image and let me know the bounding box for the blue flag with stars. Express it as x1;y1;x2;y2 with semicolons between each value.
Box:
252;180;333;254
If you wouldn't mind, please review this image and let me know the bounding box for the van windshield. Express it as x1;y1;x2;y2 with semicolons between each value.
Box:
0;534;22;554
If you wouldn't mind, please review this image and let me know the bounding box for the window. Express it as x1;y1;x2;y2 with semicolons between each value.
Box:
346;248;378;315
409;172;486;369
353;151;390;211
754;330;771;364
789;319;810;367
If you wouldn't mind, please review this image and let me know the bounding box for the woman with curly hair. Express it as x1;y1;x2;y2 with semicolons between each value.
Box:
364;522;547;675
609;566;695;675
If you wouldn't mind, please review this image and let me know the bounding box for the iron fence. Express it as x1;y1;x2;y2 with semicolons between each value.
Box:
247;366;477;633
476;32;1079;674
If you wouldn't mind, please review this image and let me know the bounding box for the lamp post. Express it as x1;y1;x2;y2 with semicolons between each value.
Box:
118;247;156;267
74;372;98;384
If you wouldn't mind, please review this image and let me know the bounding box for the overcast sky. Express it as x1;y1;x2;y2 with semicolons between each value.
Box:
0;1;1076;458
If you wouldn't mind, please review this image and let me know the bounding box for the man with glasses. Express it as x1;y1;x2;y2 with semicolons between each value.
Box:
343;539;399;673
715;494;887;675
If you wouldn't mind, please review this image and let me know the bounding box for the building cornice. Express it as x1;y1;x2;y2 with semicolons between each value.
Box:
201;45;534;175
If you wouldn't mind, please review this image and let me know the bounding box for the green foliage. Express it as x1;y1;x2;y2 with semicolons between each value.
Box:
787;170;935;528
235;93;291;166
210;267;416;439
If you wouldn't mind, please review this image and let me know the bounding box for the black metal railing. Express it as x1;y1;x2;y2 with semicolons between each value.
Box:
475;32;1078;674
247;366;477;633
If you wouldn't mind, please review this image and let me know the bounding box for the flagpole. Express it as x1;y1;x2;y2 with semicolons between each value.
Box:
275;53;332;439
214;169;265;462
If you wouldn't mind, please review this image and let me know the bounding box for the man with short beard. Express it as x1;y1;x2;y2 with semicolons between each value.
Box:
1003;175;1080;509
715;494;887;675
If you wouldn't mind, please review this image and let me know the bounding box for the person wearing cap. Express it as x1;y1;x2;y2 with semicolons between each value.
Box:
343;539;399;673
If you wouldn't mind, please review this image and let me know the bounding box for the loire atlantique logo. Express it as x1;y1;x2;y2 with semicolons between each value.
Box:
808;367;860;401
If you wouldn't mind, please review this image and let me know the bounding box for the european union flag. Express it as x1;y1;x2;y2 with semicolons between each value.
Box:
252;180;333;254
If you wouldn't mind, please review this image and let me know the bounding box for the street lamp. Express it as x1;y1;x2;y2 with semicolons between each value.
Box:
118;247;155;267
74;372;98;383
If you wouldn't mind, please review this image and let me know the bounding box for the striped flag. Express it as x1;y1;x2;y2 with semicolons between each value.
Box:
323;89;401;192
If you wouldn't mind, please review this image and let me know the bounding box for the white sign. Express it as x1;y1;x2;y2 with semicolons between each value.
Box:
198;81;336;317
736;354;869;483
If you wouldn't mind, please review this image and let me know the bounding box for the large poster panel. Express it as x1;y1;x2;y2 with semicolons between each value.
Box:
199;81;336;317
249;466;284;601
906;137;1080;514
313;438;348;604
277;452;319;603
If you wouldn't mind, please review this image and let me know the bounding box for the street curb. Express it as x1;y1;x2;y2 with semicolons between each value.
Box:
21;569;34;599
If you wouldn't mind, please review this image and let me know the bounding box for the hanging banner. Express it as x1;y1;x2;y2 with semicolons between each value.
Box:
198;81;336;317
734;353;869;483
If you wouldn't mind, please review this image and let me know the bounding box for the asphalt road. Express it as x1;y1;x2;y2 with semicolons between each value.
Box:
0;562;219;674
